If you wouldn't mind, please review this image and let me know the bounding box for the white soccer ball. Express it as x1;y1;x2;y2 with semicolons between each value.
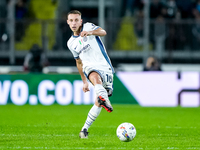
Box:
116;122;136;142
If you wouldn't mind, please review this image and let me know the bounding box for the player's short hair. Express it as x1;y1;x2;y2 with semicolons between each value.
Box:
67;10;82;19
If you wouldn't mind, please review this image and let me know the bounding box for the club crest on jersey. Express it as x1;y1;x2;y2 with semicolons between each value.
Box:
83;36;87;42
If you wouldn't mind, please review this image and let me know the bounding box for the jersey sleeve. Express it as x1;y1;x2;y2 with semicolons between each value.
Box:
84;22;100;31
69;49;79;59
67;39;79;59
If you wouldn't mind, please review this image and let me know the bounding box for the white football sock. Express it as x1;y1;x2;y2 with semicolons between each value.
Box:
94;84;108;100
82;104;102;131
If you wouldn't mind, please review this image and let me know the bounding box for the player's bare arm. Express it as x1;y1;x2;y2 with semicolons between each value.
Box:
75;58;90;93
80;28;107;37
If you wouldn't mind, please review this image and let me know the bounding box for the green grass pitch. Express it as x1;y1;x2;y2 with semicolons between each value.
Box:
0;104;200;150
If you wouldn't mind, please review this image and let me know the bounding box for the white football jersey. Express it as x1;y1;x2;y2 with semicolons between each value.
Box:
67;22;114;74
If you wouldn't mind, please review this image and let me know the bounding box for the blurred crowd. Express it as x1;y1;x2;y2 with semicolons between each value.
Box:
1;0;200;52
124;0;198;19
15;0;28;41
125;0;200;51
0;0;28;49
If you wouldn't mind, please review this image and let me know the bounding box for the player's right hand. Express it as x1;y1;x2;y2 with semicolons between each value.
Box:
80;31;92;37
83;82;90;93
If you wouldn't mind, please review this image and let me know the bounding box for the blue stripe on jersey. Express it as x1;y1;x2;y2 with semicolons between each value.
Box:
84;72;88;79
72;35;79;38
94;27;100;30
74;56;79;59
95;36;114;73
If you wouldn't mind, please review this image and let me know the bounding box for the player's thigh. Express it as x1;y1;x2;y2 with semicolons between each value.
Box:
88;71;102;85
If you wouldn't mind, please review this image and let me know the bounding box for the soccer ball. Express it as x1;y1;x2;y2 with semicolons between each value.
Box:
116;122;136;142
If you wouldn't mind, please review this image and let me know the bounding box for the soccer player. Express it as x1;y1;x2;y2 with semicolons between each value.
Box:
67;10;114;138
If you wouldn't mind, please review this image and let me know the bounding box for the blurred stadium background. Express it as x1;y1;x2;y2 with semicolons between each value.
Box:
0;0;200;107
